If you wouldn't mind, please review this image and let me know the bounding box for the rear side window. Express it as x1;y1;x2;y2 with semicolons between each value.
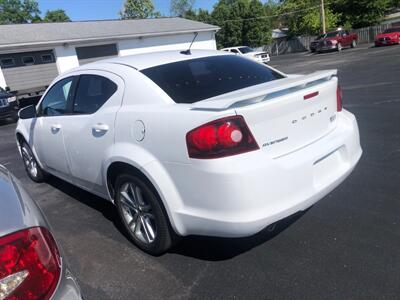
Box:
73;75;117;114
141;55;284;104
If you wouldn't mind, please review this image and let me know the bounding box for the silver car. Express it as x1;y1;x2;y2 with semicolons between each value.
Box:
0;164;82;300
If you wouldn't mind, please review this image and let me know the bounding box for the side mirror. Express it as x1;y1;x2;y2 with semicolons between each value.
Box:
18;105;37;120
5;86;10;92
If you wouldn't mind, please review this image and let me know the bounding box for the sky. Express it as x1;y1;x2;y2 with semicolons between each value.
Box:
37;0;217;21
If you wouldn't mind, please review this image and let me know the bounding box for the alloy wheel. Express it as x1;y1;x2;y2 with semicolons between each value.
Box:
119;182;157;244
21;146;38;178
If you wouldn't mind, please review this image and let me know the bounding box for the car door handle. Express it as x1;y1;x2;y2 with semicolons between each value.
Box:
92;123;109;133
51;124;61;132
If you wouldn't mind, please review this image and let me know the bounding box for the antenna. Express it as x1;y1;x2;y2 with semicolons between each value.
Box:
180;32;198;55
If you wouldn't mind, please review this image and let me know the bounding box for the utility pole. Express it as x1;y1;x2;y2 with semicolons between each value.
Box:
320;0;326;34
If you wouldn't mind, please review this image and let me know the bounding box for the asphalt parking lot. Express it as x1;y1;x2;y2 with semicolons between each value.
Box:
1;43;399;299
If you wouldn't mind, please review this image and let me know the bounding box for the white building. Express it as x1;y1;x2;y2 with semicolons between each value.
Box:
0;17;219;97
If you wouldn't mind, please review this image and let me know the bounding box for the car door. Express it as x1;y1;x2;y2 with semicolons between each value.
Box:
61;71;124;196
35;76;77;180
342;31;350;46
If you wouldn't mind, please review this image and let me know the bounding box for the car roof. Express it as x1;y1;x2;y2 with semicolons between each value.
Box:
93;49;230;70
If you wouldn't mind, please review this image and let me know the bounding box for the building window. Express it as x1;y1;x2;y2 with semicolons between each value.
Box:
41;54;54;63
76;44;118;60
0;58;15;68
22;56;35;66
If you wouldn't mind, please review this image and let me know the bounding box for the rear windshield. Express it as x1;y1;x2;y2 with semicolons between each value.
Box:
141;55;284;104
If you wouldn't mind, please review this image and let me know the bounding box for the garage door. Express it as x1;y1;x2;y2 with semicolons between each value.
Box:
76;44;118;65
0;50;58;93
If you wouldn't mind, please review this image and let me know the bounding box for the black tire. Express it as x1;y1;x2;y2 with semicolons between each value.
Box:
351;39;357;48
20;142;47;182
115;173;176;255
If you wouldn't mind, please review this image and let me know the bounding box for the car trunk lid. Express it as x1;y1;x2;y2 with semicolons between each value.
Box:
191;70;339;158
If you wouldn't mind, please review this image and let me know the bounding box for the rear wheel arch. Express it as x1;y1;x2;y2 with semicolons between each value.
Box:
106;161;180;237
16;131;26;146
107;162;149;200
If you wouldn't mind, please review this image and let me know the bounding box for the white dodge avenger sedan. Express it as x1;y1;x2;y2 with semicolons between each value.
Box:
16;50;362;255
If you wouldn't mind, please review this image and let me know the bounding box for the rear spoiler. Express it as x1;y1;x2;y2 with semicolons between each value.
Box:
191;70;337;111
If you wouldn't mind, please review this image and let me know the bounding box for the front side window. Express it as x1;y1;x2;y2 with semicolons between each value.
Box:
73;75;117;114
141;55;284;104
40;77;74;116
230;49;239;54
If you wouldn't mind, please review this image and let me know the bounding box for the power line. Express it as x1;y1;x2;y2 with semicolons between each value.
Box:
211;3;329;23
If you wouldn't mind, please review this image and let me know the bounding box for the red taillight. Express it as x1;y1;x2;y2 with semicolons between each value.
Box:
0;227;61;300
186;115;259;159
337;84;343;112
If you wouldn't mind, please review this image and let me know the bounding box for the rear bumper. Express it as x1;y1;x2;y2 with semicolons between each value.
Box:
162;110;361;237
52;265;83;300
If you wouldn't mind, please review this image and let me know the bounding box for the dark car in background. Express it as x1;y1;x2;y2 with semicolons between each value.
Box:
0;87;18;121
0;164;83;299
309;34;325;52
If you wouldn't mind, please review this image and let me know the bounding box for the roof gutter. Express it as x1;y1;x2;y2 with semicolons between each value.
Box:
0;27;220;51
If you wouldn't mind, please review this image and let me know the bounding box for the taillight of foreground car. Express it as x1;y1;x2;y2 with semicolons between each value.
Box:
337;84;343;112
186;115;259;159
0;227;61;300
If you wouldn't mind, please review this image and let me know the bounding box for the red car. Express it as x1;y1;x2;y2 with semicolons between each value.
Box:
315;29;358;52
375;27;400;46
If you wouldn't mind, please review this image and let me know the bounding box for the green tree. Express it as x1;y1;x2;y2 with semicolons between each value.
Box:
185;8;212;23
43;9;70;22
243;0;272;47
211;0;272;48
170;0;194;17
264;0;281;29
389;0;400;7
279;0;339;35
331;0;392;28
212;0;243;48
0;0;41;24
119;0;160;19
